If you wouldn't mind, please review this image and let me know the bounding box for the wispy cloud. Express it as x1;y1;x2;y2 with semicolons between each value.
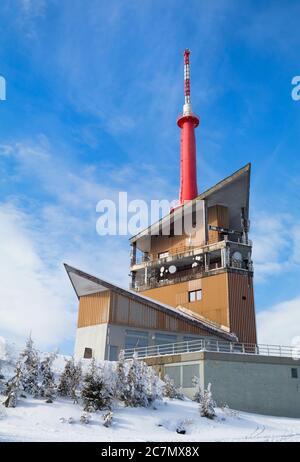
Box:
257;295;300;345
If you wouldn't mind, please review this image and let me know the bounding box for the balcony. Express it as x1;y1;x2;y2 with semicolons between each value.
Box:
131;239;252;271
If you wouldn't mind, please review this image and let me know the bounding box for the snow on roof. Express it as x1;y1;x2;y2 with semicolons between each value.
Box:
64;264;237;342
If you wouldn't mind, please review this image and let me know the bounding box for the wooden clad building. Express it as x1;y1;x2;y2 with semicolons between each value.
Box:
65;264;237;361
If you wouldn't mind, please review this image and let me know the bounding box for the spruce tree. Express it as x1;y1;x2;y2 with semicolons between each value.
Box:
81;359;112;412
115;350;127;401
40;353;56;402
145;365;162;405
192;376;203;403
200;383;216;419
123;353;149;407
19;335;40;397
57;357;82;403
3;362;23;408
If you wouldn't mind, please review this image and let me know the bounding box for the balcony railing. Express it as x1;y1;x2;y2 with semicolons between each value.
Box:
123;338;298;360
131;239;252;268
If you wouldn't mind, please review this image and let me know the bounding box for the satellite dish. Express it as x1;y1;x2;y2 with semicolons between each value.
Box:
169;265;177;274
160;266;165;273
192;262;198;268
233;251;242;261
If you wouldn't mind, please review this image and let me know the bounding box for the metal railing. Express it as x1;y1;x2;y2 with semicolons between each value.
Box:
131;239;253;267
123;338;298;360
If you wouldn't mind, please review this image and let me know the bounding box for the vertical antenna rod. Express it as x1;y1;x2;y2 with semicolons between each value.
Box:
183;49;192;114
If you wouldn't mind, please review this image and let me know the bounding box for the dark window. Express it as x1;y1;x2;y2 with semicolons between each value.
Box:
84;347;92;359
188;289;202;302
155;333;177;346
125;330;148;350
109;346;119;361
291;368;298;379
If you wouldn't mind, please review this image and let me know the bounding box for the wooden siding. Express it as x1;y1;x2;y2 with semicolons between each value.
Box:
109;292;220;337
227;272;257;344
140;272;229;327
208;205;229;244
77;291;110;328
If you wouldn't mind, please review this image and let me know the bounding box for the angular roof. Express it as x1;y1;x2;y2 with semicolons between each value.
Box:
130;163;251;246
64;263;237;342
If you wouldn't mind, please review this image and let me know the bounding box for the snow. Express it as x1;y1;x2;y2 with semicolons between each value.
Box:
1;337;300;442
1;395;300;442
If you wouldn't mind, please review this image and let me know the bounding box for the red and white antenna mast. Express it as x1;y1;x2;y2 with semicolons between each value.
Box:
177;49;199;203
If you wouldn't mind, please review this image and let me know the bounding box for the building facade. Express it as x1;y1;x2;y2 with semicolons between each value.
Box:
65;264;237;361
130;164;257;344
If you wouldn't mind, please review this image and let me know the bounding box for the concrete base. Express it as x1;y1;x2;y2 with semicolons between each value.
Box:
145;351;300;418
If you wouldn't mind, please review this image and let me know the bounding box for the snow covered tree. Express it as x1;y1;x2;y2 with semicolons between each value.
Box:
57;357;82;403
81;359;112;412
144;365;162;405
123;353;149;407
162;374;184;400
200;383;216;419
3;362;23;408
192;376;203;403
19;335;40;397
40;352;57;402
115;350;127;401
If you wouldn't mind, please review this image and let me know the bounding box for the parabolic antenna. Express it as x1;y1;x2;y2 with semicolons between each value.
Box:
233;251;242;261
169;265;177;274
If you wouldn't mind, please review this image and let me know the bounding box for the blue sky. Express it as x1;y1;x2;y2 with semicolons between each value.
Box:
0;0;300;353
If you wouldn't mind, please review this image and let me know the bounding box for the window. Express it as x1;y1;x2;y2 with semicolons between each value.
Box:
155;333;177;346
291;368;298;379
125;330;148;350
188;289;202;302
158;251;169;259
84;347;92;359
109;346;119;361
165;366;181;388
182;364;200;388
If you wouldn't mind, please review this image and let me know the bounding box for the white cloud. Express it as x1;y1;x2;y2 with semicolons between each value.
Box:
257;295;300;346
0;203;74;348
251;212;300;282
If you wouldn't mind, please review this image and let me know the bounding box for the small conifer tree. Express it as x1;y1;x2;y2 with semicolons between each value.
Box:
40;353;57;402
57;357;82;403
200;383;216;419
19;335;40;397
3;362;23;408
81;359;112;412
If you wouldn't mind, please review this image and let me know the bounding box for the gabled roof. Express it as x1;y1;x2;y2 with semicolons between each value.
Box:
130;163;251;246
64;263;237;342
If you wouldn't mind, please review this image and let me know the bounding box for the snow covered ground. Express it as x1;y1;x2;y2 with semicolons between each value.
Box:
1;395;300;442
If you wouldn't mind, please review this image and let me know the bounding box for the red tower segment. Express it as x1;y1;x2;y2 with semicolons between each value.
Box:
177;49;199;203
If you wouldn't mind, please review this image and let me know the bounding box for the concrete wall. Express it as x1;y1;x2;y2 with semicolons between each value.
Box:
74;324;108;361
146;351;300;418
203;353;300;418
